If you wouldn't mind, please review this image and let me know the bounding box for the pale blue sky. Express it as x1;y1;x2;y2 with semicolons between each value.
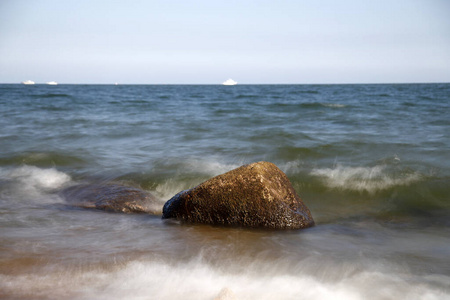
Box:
1;0;449;84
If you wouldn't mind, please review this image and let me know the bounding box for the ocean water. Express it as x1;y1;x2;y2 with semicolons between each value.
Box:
0;83;449;299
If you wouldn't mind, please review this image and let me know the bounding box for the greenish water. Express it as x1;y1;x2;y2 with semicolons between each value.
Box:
1;84;449;299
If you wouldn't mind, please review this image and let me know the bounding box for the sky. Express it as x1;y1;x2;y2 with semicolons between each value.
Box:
0;0;449;84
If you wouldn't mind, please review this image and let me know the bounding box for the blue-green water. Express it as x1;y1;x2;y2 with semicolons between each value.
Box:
1;84;449;299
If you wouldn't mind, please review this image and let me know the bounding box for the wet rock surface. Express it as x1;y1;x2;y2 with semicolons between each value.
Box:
162;161;314;229
61;183;160;214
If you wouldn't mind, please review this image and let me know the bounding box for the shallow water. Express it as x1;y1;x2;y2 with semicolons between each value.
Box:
1;84;449;299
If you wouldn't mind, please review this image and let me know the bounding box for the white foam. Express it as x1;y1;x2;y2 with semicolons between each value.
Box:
0;165;71;201
7;165;71;190
310;164;422;193
152;159;241;200
154;179;190;201
183;158;240;177
1;259;447;300
281;160;305;174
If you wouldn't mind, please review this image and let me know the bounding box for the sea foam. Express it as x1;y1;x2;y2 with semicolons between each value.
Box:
310;164;422;193
152;158;241;200
0;258;447;300
7;165;70;189
0;165;71;201
182;158;240;177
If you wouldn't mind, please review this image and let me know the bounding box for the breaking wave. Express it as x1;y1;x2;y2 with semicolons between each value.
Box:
1;257;447;300
0;165;72;202
310;164;422;193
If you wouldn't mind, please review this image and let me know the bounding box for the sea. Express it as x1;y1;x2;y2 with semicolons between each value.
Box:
0;83;449;300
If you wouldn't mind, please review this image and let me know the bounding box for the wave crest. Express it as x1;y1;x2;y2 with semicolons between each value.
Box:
0;166;72;201
1;258;446;300
310;165;422;193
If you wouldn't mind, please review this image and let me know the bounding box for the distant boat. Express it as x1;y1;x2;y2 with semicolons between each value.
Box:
222;79;237;85
46;81;58;85
22;80;35;85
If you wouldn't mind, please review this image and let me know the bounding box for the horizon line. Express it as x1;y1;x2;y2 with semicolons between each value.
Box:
2;81;449;85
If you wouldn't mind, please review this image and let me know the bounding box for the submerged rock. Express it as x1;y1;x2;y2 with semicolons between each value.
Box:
162;161;314;229
61;183;161;214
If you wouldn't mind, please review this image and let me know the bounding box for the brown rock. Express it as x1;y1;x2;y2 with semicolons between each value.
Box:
162;161;314;229
61;183;161;214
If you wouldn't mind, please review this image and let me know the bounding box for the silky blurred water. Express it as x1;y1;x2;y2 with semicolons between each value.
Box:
1;84;449;299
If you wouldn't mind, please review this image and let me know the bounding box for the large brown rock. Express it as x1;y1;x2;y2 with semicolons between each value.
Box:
61;183;160;214
162;161;314;229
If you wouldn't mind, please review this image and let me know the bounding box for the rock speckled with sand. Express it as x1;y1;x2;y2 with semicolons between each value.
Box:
162;161;314;229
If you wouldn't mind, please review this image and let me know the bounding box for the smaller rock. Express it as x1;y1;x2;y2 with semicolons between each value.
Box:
61;183;161;214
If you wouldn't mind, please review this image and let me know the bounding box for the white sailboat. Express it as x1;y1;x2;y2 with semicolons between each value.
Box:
46;81;58;85
22;80;35;85
222;79;237;85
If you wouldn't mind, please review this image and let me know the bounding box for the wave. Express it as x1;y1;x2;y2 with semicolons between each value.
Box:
152;178;193;201
1;256;447;300
156;158;240;178
32;93;73;99
419;95;434;101
376;93;391;98
1;165;71;191
310;164;422;194
300;102;347;109
402;101;417;107
0;152;88;167
289;90;320;95
118;158;242;200
157;159;240;199
276;146;324;162
235;94;260;99
0;165;72;202
261;102;347;110
189;94;206;99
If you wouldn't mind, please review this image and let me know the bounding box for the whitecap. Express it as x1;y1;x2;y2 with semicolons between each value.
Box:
1;258;447;300
0;165;71;201
280;160;305;174
151;159;241;201
153;178;190;201
6;165;71;190
310;164;422;193
182;158;241;177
